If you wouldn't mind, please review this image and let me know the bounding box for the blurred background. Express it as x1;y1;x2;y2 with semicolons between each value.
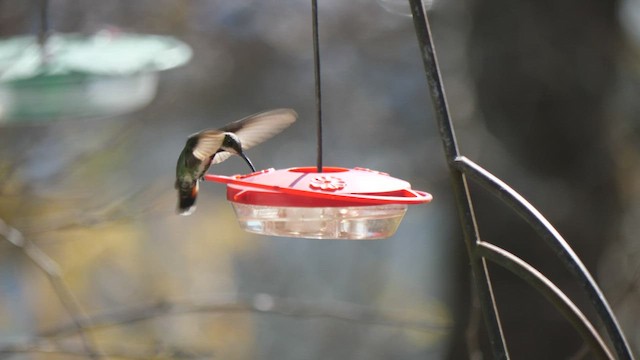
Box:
0;0;639;359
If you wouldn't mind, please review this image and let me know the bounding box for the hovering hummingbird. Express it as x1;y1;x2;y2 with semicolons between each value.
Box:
175;108;298;215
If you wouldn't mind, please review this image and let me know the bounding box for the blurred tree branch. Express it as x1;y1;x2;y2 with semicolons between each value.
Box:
24;184;168;236
0;338;212;359
0;292;450;358
0;119;140;197
0;219;449;358
42;294;450;338
0;218;101;359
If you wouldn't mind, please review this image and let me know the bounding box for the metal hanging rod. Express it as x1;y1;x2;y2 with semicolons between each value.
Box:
407;0;634;358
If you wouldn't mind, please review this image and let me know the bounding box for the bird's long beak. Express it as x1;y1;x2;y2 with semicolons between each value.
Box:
239;152;256;172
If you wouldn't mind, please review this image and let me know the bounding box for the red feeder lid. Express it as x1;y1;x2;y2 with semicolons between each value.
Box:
204;166;432;207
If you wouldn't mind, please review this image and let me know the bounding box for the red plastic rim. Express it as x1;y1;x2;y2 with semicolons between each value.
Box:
205;167;433;207
288;166;349;173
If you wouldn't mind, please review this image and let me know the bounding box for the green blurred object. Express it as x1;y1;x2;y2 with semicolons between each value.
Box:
0;31;192;123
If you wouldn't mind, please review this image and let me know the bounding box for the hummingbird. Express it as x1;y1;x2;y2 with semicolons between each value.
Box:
175;108;297;215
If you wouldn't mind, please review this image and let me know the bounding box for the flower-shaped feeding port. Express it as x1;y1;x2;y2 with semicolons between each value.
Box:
0;31;192;123
309;175;346;191
205;167;432;240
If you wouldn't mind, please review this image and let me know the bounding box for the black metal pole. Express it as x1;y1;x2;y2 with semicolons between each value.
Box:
311;0;323;173
407;0;509;358
477;241;614;360
407;0;634;357
456;156;634;359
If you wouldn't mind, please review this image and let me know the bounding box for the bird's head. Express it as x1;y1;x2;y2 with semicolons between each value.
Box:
221;132;243;154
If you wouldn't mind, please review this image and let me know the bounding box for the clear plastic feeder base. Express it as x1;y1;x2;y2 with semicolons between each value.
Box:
206;167;431;240
231;203;408;240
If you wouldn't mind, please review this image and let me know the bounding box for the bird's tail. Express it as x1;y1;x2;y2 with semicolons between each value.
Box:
177;182;199;215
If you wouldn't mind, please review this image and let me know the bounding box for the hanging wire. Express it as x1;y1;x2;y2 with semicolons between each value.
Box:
38;0;50;64
312;0;323;173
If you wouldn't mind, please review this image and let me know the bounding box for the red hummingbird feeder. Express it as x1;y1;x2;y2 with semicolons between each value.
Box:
202;0;432;239
205;167;432;239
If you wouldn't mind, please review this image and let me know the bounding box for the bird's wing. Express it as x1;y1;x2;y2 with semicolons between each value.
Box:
190;130;226;161
220;108;298;150
211;108;297;165
211;151;232;165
